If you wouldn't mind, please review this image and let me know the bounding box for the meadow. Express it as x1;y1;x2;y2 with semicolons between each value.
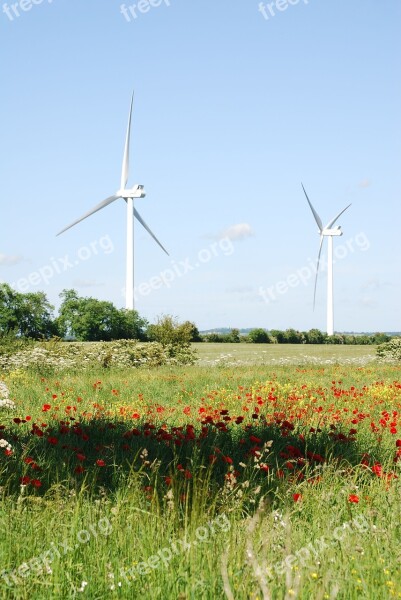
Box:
0;344;400;599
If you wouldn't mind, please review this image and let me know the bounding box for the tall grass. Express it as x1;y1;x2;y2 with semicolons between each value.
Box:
0;363;400;598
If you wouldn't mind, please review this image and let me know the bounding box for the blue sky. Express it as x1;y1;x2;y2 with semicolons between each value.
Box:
1;0;400;332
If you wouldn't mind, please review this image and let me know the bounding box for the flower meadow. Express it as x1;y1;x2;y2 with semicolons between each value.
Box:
1;359;401;599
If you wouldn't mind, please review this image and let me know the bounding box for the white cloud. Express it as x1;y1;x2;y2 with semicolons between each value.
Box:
72;279;104;288
359;296;379;309
219;223;254;241
0;254;24;266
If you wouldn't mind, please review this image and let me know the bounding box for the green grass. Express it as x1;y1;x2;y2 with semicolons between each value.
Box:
194;342;376;365
0;355;400;599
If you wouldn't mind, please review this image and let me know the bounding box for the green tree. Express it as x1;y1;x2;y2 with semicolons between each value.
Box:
0;284;56;339
270;329;285;343
228;328;241;343
56;289;147;341
283;329;304;344
305;329;326;344
247;328;270;343
373;332;391;345
147;315;195;347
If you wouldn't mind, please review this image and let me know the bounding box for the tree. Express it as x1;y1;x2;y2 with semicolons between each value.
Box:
373;332;391;345
0;284;56;339
227;328;241;343
305;329;326;344
283;329;304;344
56;289;147;341
147;315;195;346
270;329;285;343
247;328;270;343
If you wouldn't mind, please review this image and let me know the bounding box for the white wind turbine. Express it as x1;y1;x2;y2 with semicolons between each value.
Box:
57;92;169;310
302;184;351;336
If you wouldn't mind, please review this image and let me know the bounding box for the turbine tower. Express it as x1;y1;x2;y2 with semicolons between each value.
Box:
302;184;351;336
57;92;169;310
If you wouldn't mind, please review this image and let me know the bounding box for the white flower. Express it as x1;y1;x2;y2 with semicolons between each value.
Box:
78;581;88;592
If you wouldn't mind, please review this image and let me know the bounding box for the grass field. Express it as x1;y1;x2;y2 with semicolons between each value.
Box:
0;346;400;599
194;343;376;366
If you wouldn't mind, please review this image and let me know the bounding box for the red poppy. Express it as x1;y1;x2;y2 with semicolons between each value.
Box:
96;459;106;467
293;493;302;502
348;494;359;503
372;464;383;477
20;476;31;485
75;466;85;473
76;453;86;462
31;479;42;488
47;437;58;445
42;404;51;412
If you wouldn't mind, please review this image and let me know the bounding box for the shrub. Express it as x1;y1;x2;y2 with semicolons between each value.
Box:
376;337;401;361
0;340;197;373
246;328;270;344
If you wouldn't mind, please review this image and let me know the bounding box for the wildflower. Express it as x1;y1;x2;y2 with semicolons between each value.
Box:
348;494;359;503
96;459;106;467
293;493;302;502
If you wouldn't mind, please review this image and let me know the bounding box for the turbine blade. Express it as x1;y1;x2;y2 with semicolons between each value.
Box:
313;235;324;310
324;203;352;230
121;92;134;190
57;195;119;236
302;183;323;232
134;208;169;256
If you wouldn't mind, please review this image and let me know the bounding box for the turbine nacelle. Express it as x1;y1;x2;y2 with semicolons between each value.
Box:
118;184;146;199
322;227;343;237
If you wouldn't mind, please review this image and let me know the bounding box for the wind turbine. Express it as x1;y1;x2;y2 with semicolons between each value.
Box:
302;184;351;336
57;92;169;310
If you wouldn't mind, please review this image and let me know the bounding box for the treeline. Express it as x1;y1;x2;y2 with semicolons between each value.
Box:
0;285;196;344
0;284;392;345
201;328;391;345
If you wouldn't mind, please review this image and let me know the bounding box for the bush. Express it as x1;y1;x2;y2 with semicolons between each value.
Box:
246;328;270;344
0;331;34;357
147;316;195;347
376;337;401;361
0;340;197;373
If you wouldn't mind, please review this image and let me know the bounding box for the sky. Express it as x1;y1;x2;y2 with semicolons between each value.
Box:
1;0;400;332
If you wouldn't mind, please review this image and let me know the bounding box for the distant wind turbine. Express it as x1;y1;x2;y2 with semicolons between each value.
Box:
57;92;169;310
302;183;351;336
